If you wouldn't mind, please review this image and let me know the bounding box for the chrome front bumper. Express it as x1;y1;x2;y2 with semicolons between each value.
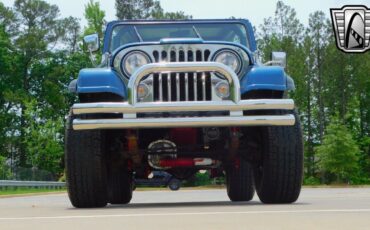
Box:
72;62;295;130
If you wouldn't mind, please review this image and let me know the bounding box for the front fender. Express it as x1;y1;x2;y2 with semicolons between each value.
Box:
240;66;293;94
76;68;127;98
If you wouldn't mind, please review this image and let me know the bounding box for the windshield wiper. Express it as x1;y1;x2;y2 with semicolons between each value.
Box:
133;26;143;42
192;26;203;40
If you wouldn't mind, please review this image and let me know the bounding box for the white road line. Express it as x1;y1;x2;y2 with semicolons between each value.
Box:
1;209;370;221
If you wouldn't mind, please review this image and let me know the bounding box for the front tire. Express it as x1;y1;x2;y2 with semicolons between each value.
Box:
65;124;108;208
254;111;303;204
107;164;133;204
226;159;255;201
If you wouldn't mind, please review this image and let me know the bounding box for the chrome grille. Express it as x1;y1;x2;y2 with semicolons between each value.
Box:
112;44;244;103
150;48;212;102
152;48;211;62
152;72;212;101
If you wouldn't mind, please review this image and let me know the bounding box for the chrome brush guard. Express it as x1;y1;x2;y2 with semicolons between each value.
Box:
72;62;295;130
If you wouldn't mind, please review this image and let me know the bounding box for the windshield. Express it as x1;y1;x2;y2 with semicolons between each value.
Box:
110;23;249;52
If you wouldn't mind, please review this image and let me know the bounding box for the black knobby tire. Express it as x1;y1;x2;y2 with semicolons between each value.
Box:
65;119;108;208
107;165;133;204
226;159;255;202
254;110;303;204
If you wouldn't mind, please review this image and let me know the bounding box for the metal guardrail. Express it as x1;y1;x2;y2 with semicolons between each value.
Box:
0;180;65;189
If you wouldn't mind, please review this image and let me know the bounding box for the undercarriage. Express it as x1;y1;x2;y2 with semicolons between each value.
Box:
102;126;257;180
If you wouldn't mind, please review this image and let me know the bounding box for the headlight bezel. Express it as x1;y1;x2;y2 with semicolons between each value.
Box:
212;49;243;75
121;50;151;77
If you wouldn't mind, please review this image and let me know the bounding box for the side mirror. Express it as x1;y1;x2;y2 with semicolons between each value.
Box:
83;34;99;53
271;51;286;68
68;79;77;93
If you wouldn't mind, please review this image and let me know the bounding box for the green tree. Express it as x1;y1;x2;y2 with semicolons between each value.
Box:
84;0;105;38
0;0;87;174
0;156;11;179
0;9;19;163
258;0;304;61
116;0;157;19
150;4;191;20
59;16;82;53
0;2;16;33
0;0;94;177
115;0;191;20
11;0;65;166
316;117;360;183
307;12;331;141
23;100;64;176
302;11;332;177
83;0;106;65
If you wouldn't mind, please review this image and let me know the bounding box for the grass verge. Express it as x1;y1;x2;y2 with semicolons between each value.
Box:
0;188;66;197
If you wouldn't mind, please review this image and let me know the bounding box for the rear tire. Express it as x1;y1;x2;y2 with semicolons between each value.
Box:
226;159;255;202
254;111;303;204
65;121;108;208
107;164;133;204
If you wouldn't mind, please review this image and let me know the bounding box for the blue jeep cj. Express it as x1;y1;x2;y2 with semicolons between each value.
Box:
66;19;303;208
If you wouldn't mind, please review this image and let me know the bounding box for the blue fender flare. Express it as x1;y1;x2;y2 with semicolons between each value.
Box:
240;66;294;94
72;66;294;99
75;68;127;98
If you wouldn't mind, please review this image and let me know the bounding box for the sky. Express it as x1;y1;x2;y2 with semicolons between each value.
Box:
2;0;370;29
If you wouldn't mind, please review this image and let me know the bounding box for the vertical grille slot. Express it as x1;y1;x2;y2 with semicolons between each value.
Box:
161;51;167;62
153;51;159;62
205;72;212;100
170;73;176;101
153;73;159;101
179;73;186;101
196;73;203;101
153;48;210;63
187;50;194;62
204;49;211;60
179;50;185;62
196;50;202;61
188;73;195;101
170;50;176;62
162;74;168;101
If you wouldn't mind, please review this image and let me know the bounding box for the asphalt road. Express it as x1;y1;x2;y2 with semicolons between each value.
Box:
0;188;369;230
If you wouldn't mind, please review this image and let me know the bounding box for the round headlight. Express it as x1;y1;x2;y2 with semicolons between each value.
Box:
122;51;150;76
214;50;241;73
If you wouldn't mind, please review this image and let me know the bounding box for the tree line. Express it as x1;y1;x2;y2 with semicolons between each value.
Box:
0;0;368;184
258;2;370;184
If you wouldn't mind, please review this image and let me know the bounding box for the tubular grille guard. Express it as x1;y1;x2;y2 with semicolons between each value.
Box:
71;62;296;130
